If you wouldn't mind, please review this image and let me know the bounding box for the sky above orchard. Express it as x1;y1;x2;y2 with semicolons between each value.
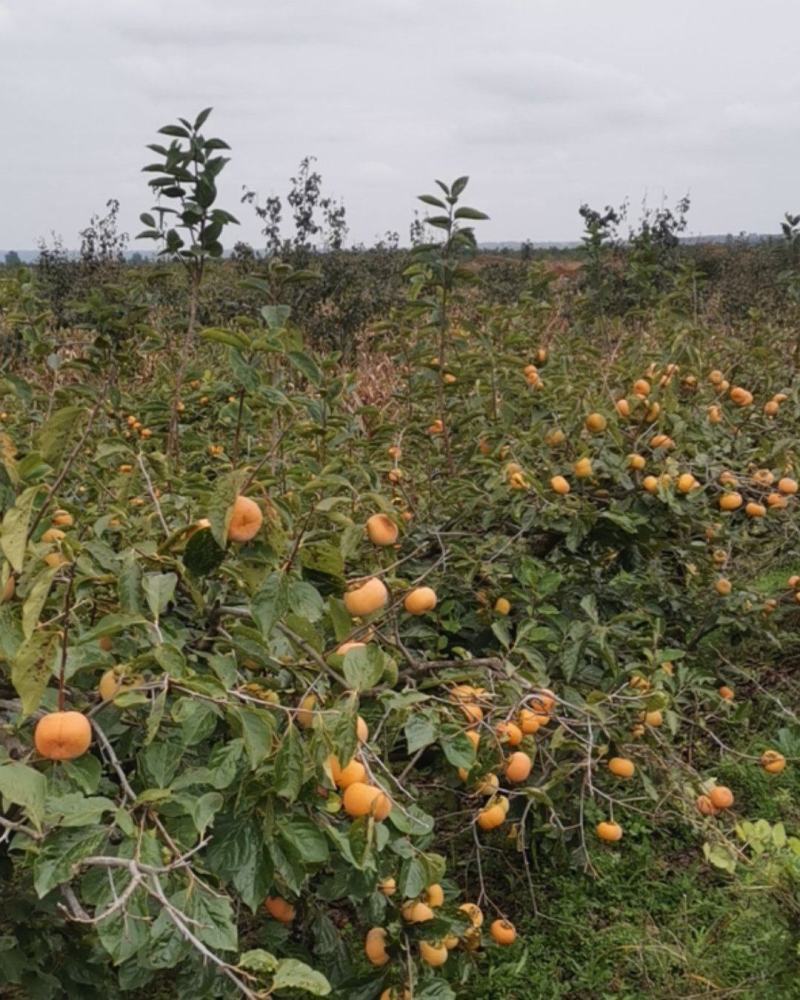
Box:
1;0;799;249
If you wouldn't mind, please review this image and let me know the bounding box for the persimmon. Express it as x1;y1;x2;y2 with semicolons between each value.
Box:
715;578;732;596
336;640;365;656
378;876;397;895
585;412;607;433
424;883;444;907
643;709;663;727
745;502;766;518
761;750;786;774
615;398;631;417
633;378;650;397
504;751;532;783
476;773;499;795
419;940;448;967
518;708;541;734
767;492;788;509
496;721;523;746
642;475;659;493
531;689;556;714
696;794;718;816
708;405;722;423
574;457;593;478
264;896;295;923
461;702;484;725
41;527;65;543
545;429;566;446
402;901;434;923
459;902;484;927
456;732;478;762
628;453;646;471
366;513;399;546
729;386;753;406
227;496;262;543
477;801;507;831
490;919;517;945
342;781;391;820
403;586;437;615
51;509;73;527
677;473;697;494
550;475;570;495
596;820;623;842
709;785;734;810
778;477;798;495
494;597;511;616
365;927;389;966
718;685;734;701
34;711;91;761
329;756;366;789
344;577;388;616
356;716;369;743
297;693;318;728
98;668;129;701
608;757;635;779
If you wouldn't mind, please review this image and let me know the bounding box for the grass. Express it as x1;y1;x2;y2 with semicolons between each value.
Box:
473;717;800;1000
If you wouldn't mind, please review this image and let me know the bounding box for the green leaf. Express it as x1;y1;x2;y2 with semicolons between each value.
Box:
78;612;147;645
278;817;329;864
208;470;246;549
189;791;224;835
228;705;275;769
405;711;437;754
143;572;177;620
289;580;324;622
272;958;331;996
184;527;225;576
274;724;304;801
261;304;291;330
206;814;272;912
11;630;59;717
252;571;290;638
439;728;476;769
36;406;86;464
454;206;489;221
21;565;59;639
239;949;279;975
287;350;322;387
0;761;46;830
45;793;115;827
33;827;107;896
200;327;250;351
1;486;42;572
342;646;384;691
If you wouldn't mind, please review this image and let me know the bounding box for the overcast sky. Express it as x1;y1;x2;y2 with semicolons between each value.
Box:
2;0;799;249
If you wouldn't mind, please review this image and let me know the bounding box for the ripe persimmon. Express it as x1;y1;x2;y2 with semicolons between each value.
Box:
344;577;388;616
342;781;391;820
490;919;517;945
608;757;635;779
761;750;786;774
365;927;389;966
227;496;262;543
34;711;91;761
419;940;448;966
403;586;437;615
550;475;570;495
264;896;295;923
366;513;399;546
596;820;623;842
709;785;734;810
504;751;532;783
477;801;507;831
585;413;607;433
